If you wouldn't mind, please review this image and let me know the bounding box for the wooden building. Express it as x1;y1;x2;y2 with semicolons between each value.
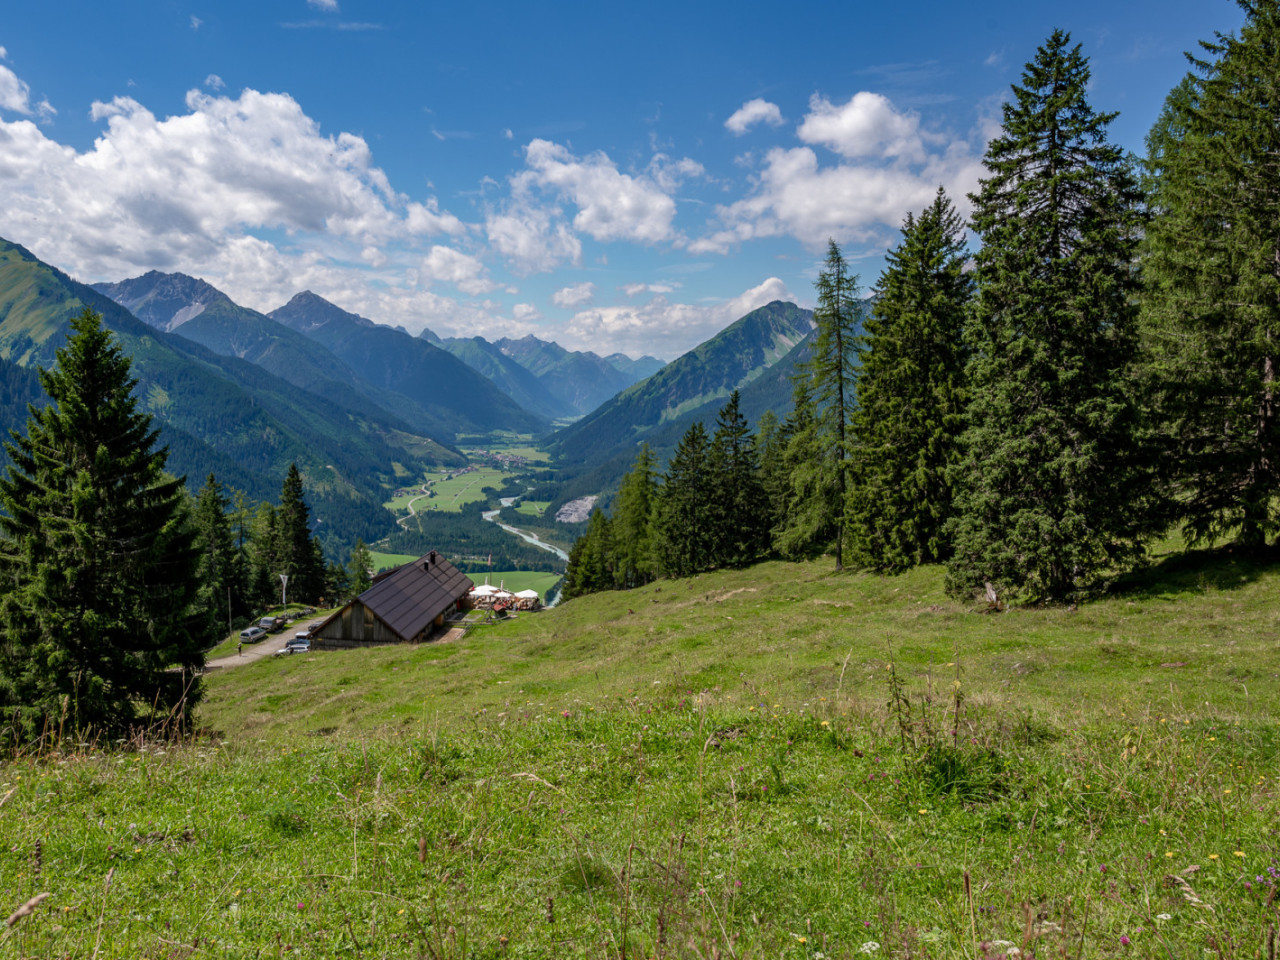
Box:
312;551;471;650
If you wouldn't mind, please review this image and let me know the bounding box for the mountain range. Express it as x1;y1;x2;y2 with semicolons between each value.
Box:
0;234;832;556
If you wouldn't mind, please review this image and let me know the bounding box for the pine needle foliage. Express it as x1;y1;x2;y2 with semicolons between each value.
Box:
0;309;204;741
847;188;973;573
1141;1;1280;550
946;31;1153;603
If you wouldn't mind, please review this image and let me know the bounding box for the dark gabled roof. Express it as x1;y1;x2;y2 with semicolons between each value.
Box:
356;552;471;640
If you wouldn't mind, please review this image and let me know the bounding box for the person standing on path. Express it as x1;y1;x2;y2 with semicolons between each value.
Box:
238;641;243;656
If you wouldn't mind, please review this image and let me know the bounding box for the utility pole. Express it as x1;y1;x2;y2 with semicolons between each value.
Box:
279;573;289;608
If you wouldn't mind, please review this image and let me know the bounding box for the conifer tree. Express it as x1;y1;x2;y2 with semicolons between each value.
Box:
275;464;326;604
847;188;972;572
347;539;373;596
947;31;1152;603
191;474;239;643
611;444;659;588
1142;2;1280;549
773;374;838;559
709;391;769;566
808;240;862;571
0;309;203;739
652;422;714;577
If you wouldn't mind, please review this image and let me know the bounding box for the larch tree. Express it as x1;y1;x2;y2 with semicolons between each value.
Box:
1142;1;1280;549
946;30;1154;603
0;309;204;740
847;188;973;573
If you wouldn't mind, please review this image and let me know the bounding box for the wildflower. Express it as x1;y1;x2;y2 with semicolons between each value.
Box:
858;943;881;954
1209;854;1219;860
1155;914;1171;921
1165;852;1174;858
1120;935;1131;946
1099;864;1107;873
821;720;830;728
1235;851;1246;857
797;936;808;944
296;902;305;910
918;809;928;815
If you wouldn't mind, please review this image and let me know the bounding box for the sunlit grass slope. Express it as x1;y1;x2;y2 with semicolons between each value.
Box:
1;551;1277;958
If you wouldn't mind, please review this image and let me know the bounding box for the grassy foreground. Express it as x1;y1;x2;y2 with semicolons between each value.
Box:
2;552;1278;957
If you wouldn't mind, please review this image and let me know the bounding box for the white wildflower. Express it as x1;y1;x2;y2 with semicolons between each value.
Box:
858;944;881;955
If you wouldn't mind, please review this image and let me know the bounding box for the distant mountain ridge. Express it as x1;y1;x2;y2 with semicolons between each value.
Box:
0;238;451;551
268;291;549;438
546;300;816;468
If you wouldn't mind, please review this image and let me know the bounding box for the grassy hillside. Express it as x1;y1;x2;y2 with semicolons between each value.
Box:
2;550;1275;958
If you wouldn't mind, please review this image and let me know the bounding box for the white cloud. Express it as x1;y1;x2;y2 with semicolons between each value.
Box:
512;302;541;322
693;91;985;254
421;245;493;295
725;98;784;135
620;282;675;297
204;74;225;90
0;85;469;288
190;15;203;30
518;138;688;245
551;281;595;308
0;53;53;119
563;276;794;359
796;92;926;161
307;0;339;9
485;200;581;275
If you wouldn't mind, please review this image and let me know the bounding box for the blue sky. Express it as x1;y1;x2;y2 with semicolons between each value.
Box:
0;1;1245;358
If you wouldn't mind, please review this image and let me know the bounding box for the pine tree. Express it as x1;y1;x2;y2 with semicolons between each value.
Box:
347;539;373;597
652;422;714;577
0;309;204;739
947;31;1153;603
809;240;862;571
612;444;659;588
847;188;973;572
191;474;238;644
709;391;769;566
1142;2;1280;549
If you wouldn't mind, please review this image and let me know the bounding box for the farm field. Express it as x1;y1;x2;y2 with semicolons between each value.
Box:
369;550;419;573
514;499;550;517
4;549;1278;958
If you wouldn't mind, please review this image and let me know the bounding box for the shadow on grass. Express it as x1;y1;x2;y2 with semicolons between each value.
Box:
1115;542;1277;600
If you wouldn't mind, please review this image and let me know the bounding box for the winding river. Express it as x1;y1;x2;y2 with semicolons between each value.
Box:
482;498;569;607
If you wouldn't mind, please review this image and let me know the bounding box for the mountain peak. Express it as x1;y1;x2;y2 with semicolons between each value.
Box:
92;271;232;332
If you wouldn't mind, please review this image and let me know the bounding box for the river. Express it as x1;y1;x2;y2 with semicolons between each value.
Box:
482;497;569;607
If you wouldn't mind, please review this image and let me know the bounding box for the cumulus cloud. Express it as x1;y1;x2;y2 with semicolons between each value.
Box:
693;91;984;253
0;52;53;119
796;92;927;161
551;281;594;308
725;98;784;135
512;302;541;322
485;200;581;276
308;0;339;8
520;138;689;244
562;276;793;359
0;84;467;287
204;74;225;90
421;245;493;295
190;15;203;30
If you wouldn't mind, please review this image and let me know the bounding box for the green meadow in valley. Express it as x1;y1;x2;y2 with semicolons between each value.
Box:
2;548;1277;958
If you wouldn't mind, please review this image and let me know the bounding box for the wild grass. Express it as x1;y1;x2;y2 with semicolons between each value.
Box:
2;550;1278;957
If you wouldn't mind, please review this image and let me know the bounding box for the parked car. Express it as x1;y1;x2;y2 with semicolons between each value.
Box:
239;626;267;643
276;638;311;655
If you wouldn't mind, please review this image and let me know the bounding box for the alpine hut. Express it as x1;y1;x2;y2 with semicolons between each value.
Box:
311;551;471;650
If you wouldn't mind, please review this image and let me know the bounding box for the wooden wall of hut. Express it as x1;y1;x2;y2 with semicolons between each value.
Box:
312;601;424;651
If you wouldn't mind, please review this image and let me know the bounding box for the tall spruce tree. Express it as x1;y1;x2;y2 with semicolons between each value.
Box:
276;464;326;604
347;539;373;597
611;443;659;588
652;422;714;577
0;309;204;739
946;31;1152;603
809;240;862;571
773;374;838;559
847;188;973;572
709;391;769;566
191;474;239;643
1142;2;1280;549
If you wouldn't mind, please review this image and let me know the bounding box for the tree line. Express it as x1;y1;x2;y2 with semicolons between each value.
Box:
566;9;1280;605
